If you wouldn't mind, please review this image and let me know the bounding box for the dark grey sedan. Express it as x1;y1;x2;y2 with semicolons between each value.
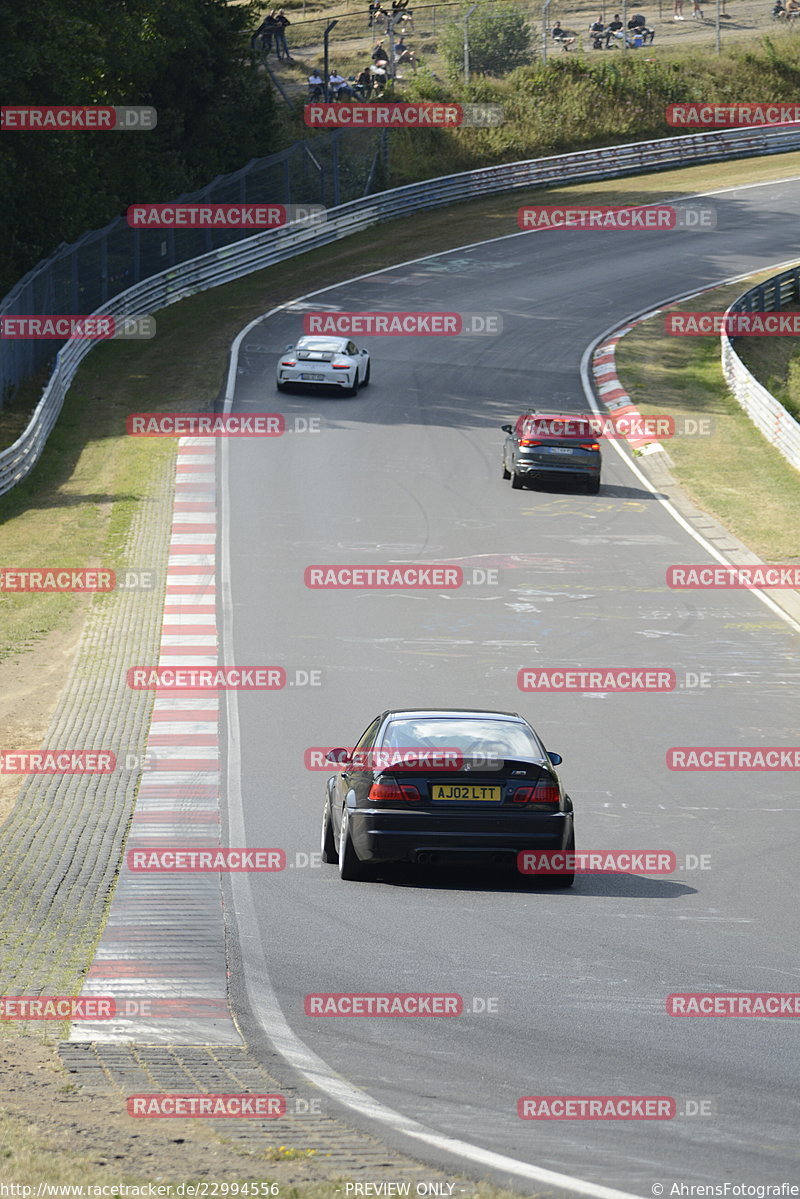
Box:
321;708;575;884
502;410;602;494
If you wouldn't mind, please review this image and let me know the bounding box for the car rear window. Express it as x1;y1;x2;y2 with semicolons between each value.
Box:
380;718;544;761
520;414;596;441
298;338;343;352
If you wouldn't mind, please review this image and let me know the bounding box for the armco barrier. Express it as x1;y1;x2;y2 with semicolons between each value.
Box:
3;122;800;496
721;265;800;472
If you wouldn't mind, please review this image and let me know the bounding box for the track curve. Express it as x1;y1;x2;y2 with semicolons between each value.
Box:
221;175;800;1194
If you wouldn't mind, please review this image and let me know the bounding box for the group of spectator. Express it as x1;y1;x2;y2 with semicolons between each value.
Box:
772;0;800;18
369;0;414;33
551;11;655;48
308;67;381;99
251;9;291;59
307;31;417;102
585;11;655;45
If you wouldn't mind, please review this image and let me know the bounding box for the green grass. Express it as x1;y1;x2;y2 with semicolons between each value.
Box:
615;276;800;562
736;303;800;422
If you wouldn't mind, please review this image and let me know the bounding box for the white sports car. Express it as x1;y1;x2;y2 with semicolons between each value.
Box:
276;335;371;396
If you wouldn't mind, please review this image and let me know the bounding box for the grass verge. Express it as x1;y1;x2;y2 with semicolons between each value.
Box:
735;302;800;422
614;275;800;562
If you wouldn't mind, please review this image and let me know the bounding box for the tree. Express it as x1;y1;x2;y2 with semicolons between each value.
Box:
0;0;279;294
439;6;533;79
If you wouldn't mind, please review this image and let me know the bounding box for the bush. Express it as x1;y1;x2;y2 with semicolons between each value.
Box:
438;5;533;79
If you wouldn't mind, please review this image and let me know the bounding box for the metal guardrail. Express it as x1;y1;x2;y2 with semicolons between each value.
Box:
3;121;800;496
721;264;800;473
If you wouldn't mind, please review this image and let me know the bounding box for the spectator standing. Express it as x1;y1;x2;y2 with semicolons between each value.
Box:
273;9;291;59
673;0;685;18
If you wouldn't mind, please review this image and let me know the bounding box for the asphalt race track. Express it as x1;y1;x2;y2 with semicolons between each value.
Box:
221;177;800;1194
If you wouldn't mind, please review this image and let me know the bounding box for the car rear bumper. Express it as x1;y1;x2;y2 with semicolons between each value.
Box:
515;460;600;480
348;807;574;864
278;370;354;388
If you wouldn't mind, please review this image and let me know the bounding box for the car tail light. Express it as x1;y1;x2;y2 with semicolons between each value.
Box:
280;358;297;366
332;359;351;370
519;439;541;447
368;781;420;802
513;779;560;803
579;442;600;451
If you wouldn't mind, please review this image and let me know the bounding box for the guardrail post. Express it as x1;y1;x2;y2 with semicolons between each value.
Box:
99;233;109;305
332;133;341;207
70;245;79;313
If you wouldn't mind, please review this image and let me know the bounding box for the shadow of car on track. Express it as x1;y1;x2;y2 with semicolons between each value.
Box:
347;863;697;898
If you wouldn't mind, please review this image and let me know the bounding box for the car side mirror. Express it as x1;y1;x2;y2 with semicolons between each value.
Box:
501;424;513;434
284;343;294;351
547;751;563;766
326;748;352;765
361;348;368;355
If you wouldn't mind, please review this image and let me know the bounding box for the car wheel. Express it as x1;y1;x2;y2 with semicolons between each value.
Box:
338;806;373;881
502;456;511;480
585;477;601;495
321;795;338;864
277;380;290;393
344;376;359;397
361;361;371;387
547;830;575;888
511;468;525;489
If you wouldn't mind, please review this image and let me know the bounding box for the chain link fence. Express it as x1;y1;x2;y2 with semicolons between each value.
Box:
0;130;384;410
